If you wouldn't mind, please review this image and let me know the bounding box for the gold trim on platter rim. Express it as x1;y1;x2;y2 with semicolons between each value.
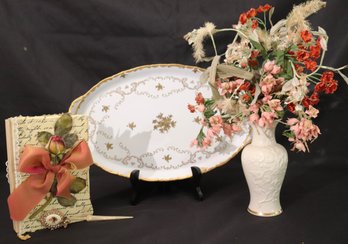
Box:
68;63;251;182
247;208;283;217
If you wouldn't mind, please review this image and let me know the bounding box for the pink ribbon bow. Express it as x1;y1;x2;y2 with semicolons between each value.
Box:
7;141;93;221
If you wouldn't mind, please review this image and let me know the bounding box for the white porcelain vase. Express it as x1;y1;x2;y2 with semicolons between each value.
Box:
241;122;288;217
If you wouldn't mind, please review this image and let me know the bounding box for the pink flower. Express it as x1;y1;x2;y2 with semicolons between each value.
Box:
222;123;241;137
197;104;205;112
305;105;319;118
218;79;243;96
262;95;272;103
287;118;299;126
209;115;223;134
249;113;259;123
264;60;281;74
271;65;281;75
289;118;321;142
264;60;275;73
268;99;283;112
260;74;276;95
202;137;212;149
293;141;306;152
207;128;216;138
191;139;198;147
261;111;277;127
222;124;233;137
257;111;277;127
258;117;266;127
249;103;260;113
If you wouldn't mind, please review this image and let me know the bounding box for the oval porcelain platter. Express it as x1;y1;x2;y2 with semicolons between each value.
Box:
69;64;250;181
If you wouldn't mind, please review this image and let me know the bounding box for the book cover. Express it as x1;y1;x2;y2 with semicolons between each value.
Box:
5;114;93;237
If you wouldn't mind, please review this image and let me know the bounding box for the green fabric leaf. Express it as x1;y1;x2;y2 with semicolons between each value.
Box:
274;50;285;65
57;195;77;207
70;177;87;194
54;113;73;137
250;40;267;58
63;133;78;148
204;99;215;107
50;178;58;196
204;108;216;119
37;131;52;146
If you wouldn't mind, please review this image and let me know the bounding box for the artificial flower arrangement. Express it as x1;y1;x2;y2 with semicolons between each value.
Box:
185;0;347;152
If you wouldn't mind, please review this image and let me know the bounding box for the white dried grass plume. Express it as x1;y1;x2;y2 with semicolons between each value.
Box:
184;22;216;63
256;29;272;51
217;99;240;115
286;0;326;32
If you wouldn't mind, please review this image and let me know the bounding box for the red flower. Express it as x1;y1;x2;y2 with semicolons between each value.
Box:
247;8;257;18
251;19;259;29
302;96;311;109
287;50;295;56
300;30;312;43
250;50;259;58
239;13;247;25
195;92;205;105
49;136;65;155
239;81;251;91
315;72;338;94
287;103;296;113
242;93;251;102
188;104;196;113
321;71;334;82
314;82;325;93
295;64;304;73
309;92;320;105
296;50;310;62
257;4;272;12
304;59;317;72
324;80;338;94
248;59;258;68
310;43;321;59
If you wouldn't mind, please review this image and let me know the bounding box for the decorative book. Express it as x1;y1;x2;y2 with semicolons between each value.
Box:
5;114;94;238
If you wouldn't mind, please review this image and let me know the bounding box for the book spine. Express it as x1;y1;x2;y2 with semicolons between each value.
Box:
5;118;20;233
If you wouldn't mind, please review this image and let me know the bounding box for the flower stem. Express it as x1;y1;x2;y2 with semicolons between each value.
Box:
29;194;53;220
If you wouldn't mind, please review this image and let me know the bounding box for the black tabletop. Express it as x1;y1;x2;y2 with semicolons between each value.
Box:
1;0;347;243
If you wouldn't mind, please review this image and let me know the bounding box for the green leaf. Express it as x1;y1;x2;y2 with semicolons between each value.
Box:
204;108;216;119
274;50;285;65
63;133;78;148
282;130;294;138
57;195;77;207
70;177;87;194
204;99;215;107
37;131;52;146
54;113;73;136
50;178;58;196
196;128;205;147
250;39;266;58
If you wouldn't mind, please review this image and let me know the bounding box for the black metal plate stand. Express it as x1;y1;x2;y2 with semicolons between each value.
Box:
129;166;204;205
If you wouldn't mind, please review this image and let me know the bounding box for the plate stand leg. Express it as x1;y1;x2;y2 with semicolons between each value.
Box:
191;166;204;201
130;169;140;205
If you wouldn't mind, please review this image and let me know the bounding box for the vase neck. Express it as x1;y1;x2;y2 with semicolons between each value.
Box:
250;123;277;146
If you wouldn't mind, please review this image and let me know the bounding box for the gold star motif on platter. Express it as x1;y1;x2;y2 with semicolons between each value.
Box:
102;105;110;112
105;143;113;150
155;83;164;91
127;122;136;130
163;155;172;162
193;116;201;124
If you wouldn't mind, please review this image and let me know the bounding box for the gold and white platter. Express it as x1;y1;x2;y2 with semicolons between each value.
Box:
69;64;250;181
